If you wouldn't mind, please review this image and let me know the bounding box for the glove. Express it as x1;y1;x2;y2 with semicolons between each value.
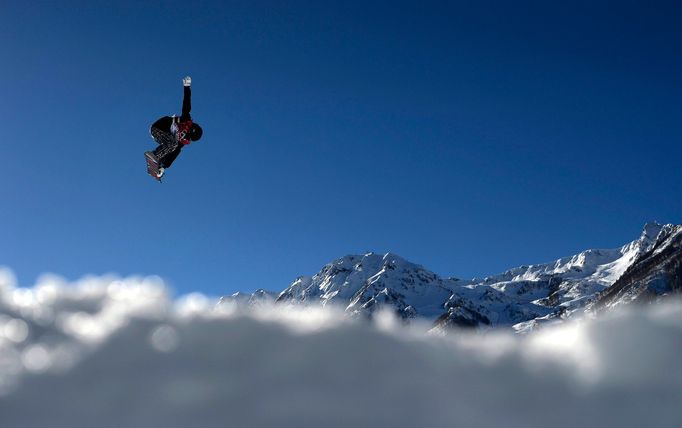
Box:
183;76;192;87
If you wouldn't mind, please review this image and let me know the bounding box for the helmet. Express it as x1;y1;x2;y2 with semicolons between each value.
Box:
190;123;203;141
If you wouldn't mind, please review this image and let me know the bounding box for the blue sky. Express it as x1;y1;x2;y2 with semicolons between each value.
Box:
2;1;681;296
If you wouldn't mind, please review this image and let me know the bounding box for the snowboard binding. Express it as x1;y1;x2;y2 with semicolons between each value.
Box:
144;151;164;182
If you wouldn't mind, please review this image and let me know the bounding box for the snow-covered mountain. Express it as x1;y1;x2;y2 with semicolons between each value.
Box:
218;289;277;307
220;222;682;331
276;252;454;319
589;223;682;310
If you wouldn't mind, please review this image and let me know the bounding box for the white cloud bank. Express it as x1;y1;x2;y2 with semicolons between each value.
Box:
0;267;680;428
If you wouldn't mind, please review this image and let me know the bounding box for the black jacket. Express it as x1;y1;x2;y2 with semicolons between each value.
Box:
150;86;192;168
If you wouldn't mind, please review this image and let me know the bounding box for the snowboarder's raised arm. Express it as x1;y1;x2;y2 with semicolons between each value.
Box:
181;76;192;122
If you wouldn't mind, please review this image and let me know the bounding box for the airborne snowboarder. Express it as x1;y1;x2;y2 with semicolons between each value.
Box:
145;76;203;181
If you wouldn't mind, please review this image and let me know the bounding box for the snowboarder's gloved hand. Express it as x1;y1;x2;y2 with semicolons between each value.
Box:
183;76;192;87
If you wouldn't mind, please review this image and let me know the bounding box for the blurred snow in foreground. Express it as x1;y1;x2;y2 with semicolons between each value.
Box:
0;267;680;428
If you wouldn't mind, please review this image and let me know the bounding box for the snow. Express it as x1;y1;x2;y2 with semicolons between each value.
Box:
0;269;681;427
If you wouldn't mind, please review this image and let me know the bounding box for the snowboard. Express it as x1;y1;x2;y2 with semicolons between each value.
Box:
144;151;163;182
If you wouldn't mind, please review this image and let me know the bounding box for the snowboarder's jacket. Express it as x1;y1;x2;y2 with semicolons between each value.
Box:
150;85;193;168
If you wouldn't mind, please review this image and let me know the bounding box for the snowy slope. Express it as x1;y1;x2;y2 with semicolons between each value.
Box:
446;222;669;332
589;224;682;310
1;271;681;427
478;222;662;308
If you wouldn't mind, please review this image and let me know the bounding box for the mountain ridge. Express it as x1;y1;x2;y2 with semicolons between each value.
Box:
219;222;682;331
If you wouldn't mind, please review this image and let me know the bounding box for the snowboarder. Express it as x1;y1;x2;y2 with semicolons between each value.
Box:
145;76;203;181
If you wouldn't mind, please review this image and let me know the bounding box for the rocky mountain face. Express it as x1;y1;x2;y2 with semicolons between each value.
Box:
219;222;682;331
589;224;682;311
